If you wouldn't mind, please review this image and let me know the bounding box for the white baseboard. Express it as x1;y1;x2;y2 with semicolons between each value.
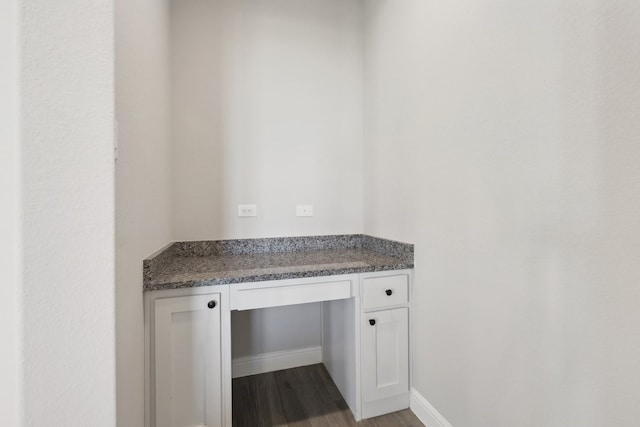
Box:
232;346;322;378
410;388;453;427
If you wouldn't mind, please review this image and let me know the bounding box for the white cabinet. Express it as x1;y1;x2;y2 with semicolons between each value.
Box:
360;272;411;419
153;293;226;427
361;308;409;401
146;271;411;425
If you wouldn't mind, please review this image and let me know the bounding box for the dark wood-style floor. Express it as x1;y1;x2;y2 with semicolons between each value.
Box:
232;364;424;427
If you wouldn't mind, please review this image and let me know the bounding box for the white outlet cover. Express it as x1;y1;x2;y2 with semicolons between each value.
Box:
296;205;313;217
238;204;257;217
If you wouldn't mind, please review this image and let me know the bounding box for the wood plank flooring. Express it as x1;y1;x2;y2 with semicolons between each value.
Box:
232;364;424;427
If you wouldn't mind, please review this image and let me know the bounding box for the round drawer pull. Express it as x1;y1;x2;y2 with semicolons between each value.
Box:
385;289;393;296
369;319;376;326
207;300;217;309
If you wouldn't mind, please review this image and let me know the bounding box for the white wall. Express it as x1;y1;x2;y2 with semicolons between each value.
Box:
363;1;640;426
231;303;322;358
18;0;116;425
0;0;22;424
115;0;173;426
169;0;364;359
170;0;364;240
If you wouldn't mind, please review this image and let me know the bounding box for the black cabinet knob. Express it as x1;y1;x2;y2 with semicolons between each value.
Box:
207;300;217;309
369;319;376;326
385;289;393;296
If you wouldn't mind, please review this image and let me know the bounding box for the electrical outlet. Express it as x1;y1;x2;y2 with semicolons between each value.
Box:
296;205;313;217
238;204;257;217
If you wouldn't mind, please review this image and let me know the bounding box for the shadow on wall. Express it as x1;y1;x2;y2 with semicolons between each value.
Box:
170;0;226;239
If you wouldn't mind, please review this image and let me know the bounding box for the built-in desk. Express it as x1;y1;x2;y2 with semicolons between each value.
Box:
143;234;414;427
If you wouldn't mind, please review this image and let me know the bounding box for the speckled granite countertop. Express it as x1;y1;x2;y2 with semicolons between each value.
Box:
143;235;413;291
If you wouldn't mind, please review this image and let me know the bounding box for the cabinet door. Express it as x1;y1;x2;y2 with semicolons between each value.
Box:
361;308;409;402
155;294;222;427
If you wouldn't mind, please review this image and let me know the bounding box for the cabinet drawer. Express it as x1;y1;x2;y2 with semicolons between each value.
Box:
362;275;408;310
231;279;352;310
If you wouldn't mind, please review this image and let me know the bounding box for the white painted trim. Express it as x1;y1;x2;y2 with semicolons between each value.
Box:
361;393;409;419
232;346;322;378
410;388;453;427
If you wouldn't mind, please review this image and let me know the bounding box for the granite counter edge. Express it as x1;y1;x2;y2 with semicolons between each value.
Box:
144;262;414;292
